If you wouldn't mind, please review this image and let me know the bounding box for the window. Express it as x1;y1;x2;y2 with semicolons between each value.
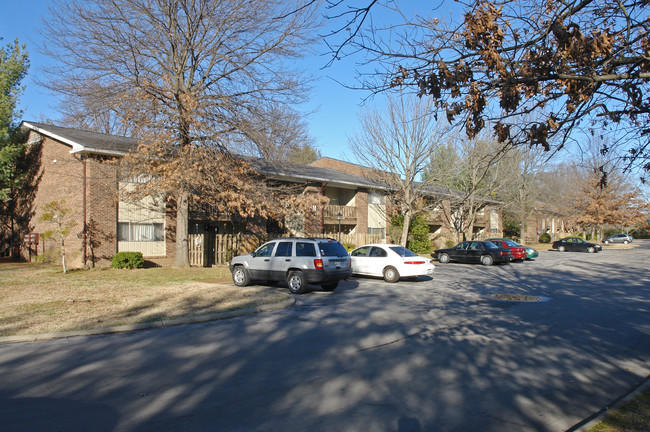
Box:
369;247;387;257
118;222;164;242
369;191;385;205
296;242;317;257
318;241;348;257
275;242;293;257
389;246;417;257
351;246;371;257
255;243;275;257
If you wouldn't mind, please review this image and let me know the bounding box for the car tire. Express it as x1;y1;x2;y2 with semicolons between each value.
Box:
587;246;595;253
383;266;400;283
287;270;307;294
438;253;450;264
481;255;494;266
604;240;610;244
558;246;566;252
623;240;629;244
321;282;338;291
232;266;250;287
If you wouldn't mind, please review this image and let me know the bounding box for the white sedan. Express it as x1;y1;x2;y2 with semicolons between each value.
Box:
350;244;435;282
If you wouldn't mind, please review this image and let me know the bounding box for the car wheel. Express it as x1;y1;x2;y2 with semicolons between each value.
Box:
287;270;307;294
232;266;249;287
558;245;566;252
438;253;450;264
587;246;595;253
604;240;610;244
321;282;338;291
481;255;494;266
383;266;400;283
623;240;629;244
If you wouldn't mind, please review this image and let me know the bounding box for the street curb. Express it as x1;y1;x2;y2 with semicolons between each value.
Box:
0;297;296;345
567;375;650;432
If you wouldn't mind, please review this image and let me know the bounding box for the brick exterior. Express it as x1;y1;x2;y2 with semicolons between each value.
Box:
355;189;369;235
85;155;119;265
310;157;375;177
23;133;177;268
28;136;81;266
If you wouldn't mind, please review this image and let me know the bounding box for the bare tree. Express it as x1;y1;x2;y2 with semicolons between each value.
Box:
496;143;549;240
40;0;321;266
427;132;511;242
233;105;321;165
569;141;650;240
348;93;448;246
325;0;650;179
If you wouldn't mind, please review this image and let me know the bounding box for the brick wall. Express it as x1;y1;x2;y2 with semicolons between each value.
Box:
86;156;119;266
26;134;179;268
310;157;376;177
29;136;86;267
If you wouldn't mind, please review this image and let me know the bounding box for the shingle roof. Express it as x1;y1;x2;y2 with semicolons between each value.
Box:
19;121;500;203
249;158;389;190
21;121;138;156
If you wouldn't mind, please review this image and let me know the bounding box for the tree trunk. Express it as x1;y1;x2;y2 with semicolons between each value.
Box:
174;190;190;267
59;230;67;274
400;213;411;247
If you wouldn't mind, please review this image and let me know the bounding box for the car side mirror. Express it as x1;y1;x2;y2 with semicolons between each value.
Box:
250;251;257;258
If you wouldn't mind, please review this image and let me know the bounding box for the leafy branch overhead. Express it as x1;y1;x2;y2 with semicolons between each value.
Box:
327;0;650;174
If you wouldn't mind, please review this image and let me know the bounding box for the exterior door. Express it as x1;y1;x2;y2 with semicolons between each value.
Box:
248;242;276;280
268;241;294;281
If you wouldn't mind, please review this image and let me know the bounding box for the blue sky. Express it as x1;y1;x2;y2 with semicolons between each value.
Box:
0;0;410;161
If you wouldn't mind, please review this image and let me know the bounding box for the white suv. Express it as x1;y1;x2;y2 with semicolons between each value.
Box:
229;238;352;294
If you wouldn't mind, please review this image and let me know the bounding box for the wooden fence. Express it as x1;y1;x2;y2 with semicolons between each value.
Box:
188;232;386;267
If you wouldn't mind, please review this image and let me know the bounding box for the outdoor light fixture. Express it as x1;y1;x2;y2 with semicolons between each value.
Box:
337;212;343;241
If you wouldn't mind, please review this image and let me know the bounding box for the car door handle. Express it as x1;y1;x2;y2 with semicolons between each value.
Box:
264;259;270;262
285;259;291;262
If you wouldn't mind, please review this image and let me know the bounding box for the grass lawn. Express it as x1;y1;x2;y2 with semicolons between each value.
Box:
587;388;650;432
0;261;290;337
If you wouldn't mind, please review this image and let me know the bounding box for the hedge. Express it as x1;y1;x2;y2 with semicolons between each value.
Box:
111;252;145;269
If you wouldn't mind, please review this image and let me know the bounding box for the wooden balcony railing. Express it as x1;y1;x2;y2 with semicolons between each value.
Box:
323;205;357;223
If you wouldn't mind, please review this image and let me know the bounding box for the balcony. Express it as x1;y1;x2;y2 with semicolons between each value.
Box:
323;205;357;224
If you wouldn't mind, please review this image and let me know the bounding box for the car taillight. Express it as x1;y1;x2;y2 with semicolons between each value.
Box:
314;259;323;269
404;261;425;265
500;251;509;255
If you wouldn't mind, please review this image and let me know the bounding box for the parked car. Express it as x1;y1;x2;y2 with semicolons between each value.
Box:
229;238;352;294
552;237;602;253
432;241;513;266
485;238;528;261
511;240;539;260
349;244;435;282
602;233;633;244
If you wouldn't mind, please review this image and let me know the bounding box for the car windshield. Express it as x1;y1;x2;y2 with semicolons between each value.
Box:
389;246;418;257
483;242;499;249
318;241;349;257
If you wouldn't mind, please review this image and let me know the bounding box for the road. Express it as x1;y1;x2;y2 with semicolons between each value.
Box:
1;241;649;432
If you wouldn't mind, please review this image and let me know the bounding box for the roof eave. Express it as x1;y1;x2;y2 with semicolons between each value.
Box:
21;121;127;157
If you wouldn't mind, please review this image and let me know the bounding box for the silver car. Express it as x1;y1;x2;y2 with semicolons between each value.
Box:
229;238;352;294
602;234;633;244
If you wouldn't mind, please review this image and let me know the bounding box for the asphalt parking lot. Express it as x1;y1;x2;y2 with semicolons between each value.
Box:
1;241;648;432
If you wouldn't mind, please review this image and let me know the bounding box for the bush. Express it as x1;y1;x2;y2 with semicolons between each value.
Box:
445;239;455;248
111;252;145;269
343;243;356;252
390;213;433;254
538;233;551;243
